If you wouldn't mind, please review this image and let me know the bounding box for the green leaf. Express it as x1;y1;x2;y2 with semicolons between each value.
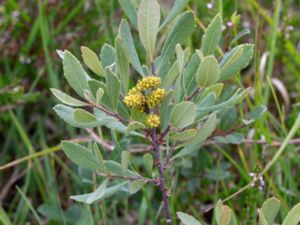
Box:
215;200;233;225
161;60;180;88
220;44;254;81
218;206;232;225
71;181;128;204
117;0;138;28
93;143;105;172
81;46;105;77
174;113;217;159
282;203;300;225
63;50;90;98
176;44;185;72
143;153;153;176
85;180;108;204
137;0;160;59
196;55;220;87
50;88;87;107
258;210;268;225
96;88;104;106
116;36;129;94
118;19;144;76
160;90;173;130
121;151;131;171
127;121;145;134
73;109;97;123
200;14;223;56
104;160;137;177
170;101;197;128
159;0;191;30
177;212;202;225
214;133;244;145
129;180;145;194
260;197;280;225
184;53;201;95
61;141;101;171
159;12;195;72
170;129;198;142
197;88;250;113
94;109;127;133
205;83;224;97
88;80;113;109
105;68;120;112
54;104;102;128
100;44;116;68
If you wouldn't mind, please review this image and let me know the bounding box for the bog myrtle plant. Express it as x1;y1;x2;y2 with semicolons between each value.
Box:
50;0;271;224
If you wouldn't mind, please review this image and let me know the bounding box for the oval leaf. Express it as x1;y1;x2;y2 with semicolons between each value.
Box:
117;0;138;28
50;88;87;107
259;210;269;225
137;0;160;59
159;12;195;72
81;46;105;77
116;36;129;94
282;203;300;225
63;50;90;98
61;141;101;171
127;121;145;134
159;0;191;30
196;55;220;87
260;197;281;225
73;109;97;123
220;44;254;81
170;129;198;142
170;101;197;128
129;180;145;194
118;19;144;75
177;212;202;225
143;153;153;176
96;88;104;106
86;180;108;204
105;68;120;112
201;14;223;56
121;151;131;171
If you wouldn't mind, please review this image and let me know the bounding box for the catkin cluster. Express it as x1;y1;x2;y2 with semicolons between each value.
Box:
123;75;165;128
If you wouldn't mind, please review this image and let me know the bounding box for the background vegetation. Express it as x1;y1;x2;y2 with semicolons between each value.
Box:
0;0;300;224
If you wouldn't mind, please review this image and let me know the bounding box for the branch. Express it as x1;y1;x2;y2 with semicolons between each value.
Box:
87;102;128;124
151;129;173;225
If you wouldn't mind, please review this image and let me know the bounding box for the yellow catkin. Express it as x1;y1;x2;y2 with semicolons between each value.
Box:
123;92;145;109
145;114;160;128
136;75;161;91
146;88;165;109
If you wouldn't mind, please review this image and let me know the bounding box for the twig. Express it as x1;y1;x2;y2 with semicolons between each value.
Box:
88;102;128;123
151;129;173;225
161;125;170;140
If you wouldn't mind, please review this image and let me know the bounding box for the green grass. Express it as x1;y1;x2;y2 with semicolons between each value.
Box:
1;0;300;224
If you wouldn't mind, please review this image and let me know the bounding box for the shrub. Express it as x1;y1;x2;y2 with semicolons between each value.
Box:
51;0;262;224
